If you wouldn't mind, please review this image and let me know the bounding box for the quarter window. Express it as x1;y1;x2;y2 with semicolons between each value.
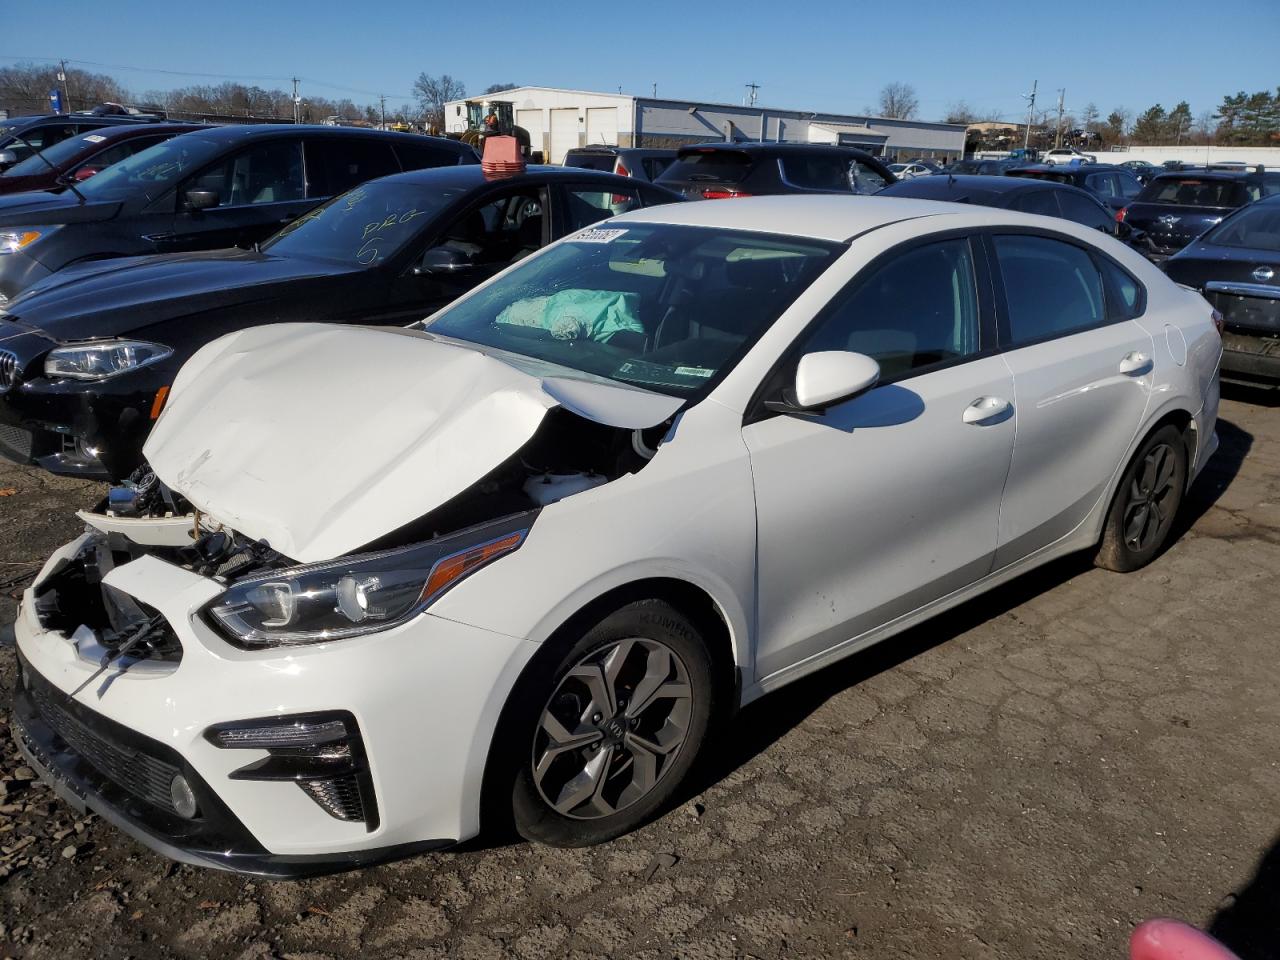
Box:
994;235;1107;345
800;238;981;379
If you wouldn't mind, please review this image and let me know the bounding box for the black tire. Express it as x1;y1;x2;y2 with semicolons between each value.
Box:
493;600;717;848
1095;424;1188;572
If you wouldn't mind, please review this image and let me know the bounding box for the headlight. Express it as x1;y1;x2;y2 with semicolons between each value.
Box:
0;226;57;255
44;340;172;380
204;514;533;647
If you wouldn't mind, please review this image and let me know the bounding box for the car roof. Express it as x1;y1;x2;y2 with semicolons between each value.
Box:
1150;167;1270;181
164;123;470;149
611;194;1019;242
675;142;873;157
383;163;669;189
881;174;1071;199
62;122;203;141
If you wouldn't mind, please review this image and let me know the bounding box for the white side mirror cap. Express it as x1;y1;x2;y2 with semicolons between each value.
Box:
794;351;880;409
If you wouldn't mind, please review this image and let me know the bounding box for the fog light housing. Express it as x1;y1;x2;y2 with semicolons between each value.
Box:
169;774;198;819
205;711;377;831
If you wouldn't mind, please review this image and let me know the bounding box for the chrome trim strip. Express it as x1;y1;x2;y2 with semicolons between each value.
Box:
1205;280;1280;300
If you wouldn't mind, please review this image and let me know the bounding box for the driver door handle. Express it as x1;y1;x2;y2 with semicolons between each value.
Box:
1118;351;1153;375
962;396;1011;425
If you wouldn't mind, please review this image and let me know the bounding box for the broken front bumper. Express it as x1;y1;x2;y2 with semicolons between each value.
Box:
12;530;539;875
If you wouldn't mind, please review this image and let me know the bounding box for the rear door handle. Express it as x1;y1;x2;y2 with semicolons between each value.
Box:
962;396;1011;425
1118;351;1153;375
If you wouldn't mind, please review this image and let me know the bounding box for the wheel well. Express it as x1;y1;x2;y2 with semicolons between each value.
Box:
1142;408;1195;488
544;579;740;709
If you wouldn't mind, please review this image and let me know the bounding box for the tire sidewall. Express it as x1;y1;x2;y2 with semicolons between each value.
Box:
497;600;716;848
1100;424;1188;572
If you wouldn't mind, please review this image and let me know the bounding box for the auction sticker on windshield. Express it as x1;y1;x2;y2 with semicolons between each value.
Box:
572;228;627;243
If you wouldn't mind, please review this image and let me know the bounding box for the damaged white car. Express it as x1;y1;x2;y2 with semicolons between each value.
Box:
12;196;1220;875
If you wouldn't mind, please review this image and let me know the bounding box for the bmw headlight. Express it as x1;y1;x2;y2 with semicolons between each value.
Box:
204;514;533;647
0;226;58;255
44;340;172;380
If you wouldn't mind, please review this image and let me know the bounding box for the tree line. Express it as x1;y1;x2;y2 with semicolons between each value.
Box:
0;63;518;131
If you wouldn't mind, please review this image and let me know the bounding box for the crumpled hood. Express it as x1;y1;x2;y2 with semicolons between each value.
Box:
143;323;683;562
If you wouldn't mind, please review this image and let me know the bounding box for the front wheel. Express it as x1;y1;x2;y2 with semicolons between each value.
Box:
498;600;717;848
1095;424;1188;572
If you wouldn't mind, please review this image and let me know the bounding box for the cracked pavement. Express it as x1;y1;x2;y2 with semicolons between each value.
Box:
1;387;1277;959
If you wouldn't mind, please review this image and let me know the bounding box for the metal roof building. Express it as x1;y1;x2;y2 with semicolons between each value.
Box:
445;86;967;165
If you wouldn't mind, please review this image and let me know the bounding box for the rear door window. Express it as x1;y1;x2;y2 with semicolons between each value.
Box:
306;139;399;196
1116;172;1144;199
642;156;674;180
187;139;305;206
994;235;1107;345
1057;193;1114;231
394;141;468;171
661;150;752;183
1009;190;1060;218
1085;172;1120;199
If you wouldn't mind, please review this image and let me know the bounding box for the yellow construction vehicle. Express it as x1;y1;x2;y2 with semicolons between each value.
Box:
450;99;533;159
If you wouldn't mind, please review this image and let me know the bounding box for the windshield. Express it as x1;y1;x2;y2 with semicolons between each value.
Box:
261;179;466;266
1204;204;1280;250
2;131;108;178
75;133;222;203
1139;177;1248;208
418;223;841;397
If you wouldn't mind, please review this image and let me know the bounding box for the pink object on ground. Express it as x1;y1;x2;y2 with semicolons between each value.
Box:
1130;919;1241;960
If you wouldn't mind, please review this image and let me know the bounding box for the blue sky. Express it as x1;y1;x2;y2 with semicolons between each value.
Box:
5;0;1278;122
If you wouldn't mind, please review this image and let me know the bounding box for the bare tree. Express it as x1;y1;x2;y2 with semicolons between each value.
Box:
483;83;520;96
414;73;466;131
944;100;977;125
878;82;918;120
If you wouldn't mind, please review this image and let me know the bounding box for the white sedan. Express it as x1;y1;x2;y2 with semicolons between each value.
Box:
12;196;1220;874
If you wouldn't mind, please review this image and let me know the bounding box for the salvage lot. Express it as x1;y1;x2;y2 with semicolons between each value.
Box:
0;387;1277;959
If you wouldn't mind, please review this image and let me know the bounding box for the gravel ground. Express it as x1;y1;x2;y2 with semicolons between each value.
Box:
0;387;1277;960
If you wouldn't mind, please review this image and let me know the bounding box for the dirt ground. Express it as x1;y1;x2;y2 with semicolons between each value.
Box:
0;387;1277;960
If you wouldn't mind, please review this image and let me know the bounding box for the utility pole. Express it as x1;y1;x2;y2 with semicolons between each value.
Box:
291;78;300;123
652;82;657;98
379;95;387;129
1054;88;1065;148
1021;79;1037;152
58;59;73;113
745;82;760;107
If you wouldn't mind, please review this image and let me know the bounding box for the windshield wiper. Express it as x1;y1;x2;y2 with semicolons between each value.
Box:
8;131;87;205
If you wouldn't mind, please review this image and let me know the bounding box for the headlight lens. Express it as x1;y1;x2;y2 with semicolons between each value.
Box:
44;340;172;380
204;514;533;647
0;226;57;255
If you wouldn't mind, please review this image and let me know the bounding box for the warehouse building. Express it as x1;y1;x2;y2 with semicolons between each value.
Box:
445;86;966;165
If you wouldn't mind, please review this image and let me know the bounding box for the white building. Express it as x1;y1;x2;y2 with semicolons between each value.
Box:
445;86;967;165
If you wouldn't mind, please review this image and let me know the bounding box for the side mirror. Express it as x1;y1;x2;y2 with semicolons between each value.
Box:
414;245;473;276
0;149;17;171
768;351;880;414
184;188;220;211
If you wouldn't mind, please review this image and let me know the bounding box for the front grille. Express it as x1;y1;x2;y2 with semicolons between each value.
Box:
31;681;181;815
0;421;31;459
299;776;367;822
0;349;16;393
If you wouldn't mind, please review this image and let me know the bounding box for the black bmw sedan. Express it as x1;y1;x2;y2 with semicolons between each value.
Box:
1163;194;1280;387
0;165;679;479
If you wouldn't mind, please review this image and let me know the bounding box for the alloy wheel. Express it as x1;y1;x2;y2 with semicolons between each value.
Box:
532;637;692;820
1122;442;1178;551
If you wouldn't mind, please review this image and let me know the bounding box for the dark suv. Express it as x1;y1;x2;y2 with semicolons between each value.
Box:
655;142;895;199
0;124;477;301
1006;163;1144;213
563;146;677;183
0;112;168;171
1120;166;1280;261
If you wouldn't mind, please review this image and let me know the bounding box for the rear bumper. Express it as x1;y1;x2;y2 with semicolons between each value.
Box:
1221;330;1280;386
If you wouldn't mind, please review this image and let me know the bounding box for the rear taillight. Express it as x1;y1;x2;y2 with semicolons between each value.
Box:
702;189;753;200
1211;308;1224;335
1115;207;1127;223
615;161;631;177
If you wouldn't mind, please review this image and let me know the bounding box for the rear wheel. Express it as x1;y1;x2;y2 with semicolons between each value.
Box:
499;600;716;847
1095;424;1187;572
